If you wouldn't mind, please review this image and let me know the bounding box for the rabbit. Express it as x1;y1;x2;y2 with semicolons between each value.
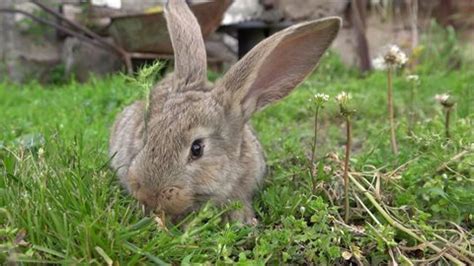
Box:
109;0;341;224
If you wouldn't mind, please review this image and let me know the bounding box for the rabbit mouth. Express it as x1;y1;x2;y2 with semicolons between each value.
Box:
160;192;214;220
149;186;195;216
193;192;214;204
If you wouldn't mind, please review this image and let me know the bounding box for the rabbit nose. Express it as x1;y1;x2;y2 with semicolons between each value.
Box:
157;186;193;216
160;187;180;201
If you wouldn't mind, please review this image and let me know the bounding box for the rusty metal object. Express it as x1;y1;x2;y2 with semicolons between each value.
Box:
108;0;232;54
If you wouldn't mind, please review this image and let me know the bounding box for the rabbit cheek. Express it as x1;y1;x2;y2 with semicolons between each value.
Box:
158;187;193;216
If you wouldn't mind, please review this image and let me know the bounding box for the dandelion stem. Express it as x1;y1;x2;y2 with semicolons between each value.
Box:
445;107;451;139
387;67;399;154
310;105;320;175
408;83;416;135
343;116;352;223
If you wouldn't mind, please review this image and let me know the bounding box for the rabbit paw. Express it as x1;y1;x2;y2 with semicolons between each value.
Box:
228;207;258;226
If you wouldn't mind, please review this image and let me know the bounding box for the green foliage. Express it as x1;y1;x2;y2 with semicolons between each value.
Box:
0;48;473;264
47;64;70;85
15;7;54;40
122;61;164;136
418;20;472;73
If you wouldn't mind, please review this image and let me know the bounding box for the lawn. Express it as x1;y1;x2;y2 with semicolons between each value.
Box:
1;36;473;263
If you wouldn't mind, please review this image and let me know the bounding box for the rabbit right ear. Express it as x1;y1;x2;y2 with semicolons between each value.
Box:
217;17;341;121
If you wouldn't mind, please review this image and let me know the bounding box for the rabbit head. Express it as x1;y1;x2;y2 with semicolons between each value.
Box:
110;0;341;222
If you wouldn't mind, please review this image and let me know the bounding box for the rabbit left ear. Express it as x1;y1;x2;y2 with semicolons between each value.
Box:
165;0;207;88
217;17;341;121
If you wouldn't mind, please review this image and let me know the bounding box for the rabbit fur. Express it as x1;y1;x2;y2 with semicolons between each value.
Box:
109;0;341;224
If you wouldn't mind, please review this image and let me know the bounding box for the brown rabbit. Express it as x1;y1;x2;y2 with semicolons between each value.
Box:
109;0;341;224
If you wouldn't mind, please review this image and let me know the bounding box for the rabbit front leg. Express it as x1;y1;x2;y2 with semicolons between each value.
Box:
226;199;258;226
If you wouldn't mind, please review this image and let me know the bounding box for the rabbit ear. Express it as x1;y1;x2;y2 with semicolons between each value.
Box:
218;17;341;120
165;0;207;88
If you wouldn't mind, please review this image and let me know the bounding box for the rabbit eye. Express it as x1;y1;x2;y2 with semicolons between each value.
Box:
190;139;204;159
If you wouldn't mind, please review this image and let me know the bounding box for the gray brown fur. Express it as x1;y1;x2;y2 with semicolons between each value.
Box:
109;0;341;224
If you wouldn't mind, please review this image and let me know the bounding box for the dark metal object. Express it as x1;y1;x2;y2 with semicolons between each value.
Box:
221;20;293;58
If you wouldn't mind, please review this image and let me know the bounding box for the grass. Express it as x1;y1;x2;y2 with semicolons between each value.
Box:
1;46;473;263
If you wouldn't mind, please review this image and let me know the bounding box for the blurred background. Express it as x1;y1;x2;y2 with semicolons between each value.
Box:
0;0;473;84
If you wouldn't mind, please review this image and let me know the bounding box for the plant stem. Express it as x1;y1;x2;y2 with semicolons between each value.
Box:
348;174;465;265
343;116;352;223
408;83;416;135
445;107;451;139
310;106;320;176
433;233;474;260
387;67;399;154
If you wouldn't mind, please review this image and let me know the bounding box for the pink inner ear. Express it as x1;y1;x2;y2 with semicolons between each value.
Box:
248;22;337;109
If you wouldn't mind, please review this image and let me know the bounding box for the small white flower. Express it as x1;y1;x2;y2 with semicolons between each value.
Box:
435;93;450;103
386;45;408;66
312;93;329;107
434;93;455;108
300;206;306;213
373;44;408;70
406;75;419;82
336;91;351;104
435;93;456;108
314;93;329;102
336;91;354;116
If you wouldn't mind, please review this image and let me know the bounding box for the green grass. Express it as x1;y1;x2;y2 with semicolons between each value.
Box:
1;50;473;264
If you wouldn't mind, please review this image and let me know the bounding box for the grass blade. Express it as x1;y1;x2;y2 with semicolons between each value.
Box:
95;246;113;266
32;244;66;258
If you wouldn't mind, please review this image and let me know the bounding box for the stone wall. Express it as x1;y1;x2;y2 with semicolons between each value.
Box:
0;1;64;82
0;0;160;83
0;0;16;81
